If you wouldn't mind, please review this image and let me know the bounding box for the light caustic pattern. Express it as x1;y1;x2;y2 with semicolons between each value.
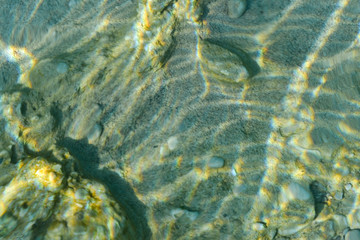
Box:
0;0;360;239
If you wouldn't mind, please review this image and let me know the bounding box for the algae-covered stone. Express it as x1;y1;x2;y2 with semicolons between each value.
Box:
45;173;136;240
0;154;136;239
0;157;63;239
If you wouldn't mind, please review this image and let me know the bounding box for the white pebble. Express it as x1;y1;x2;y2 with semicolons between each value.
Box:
334;191;343;200
167;136;178;151
282;182;311;202
87;124;102;144
160;146;165;156
170;208;199;221
345;183;353;191
56;62;68;74
208;156;225;169
228;0;247;18
230;167;237;176
170;208;184;219
252;222;266;231
289;182;311;200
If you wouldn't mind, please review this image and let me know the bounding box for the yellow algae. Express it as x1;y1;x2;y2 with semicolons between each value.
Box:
0;157;63;238
0;201;6;217
33;165;62;189
45;172;136;240
0;152;135;239
0;0;358;239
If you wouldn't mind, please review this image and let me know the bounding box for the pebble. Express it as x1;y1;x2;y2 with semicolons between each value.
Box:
230;167;237;176
87;123;103;144
345;183;353;191
56;62;68;74
252;222;266;231
170;208;199;221
159;145;165;156
199;40;249;83
279;123;302;137
70;171;78;178
345;229;360;240
170;208;184;219
208;156;225;169
278;223;307;236
347;210;360;229
167;136;178;151
186;210;199;221
75;188;88;201
53;164;62;173
282;182;311;202
334;191;343;200
228;0;247;18
332;214;348;232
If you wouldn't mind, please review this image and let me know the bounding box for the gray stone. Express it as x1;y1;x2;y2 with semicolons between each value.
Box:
208;156;225;169
345;229;360;240
228;0;247;18
56;62;68;74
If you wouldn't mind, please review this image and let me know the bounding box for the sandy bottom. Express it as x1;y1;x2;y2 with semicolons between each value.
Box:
0;0;360;239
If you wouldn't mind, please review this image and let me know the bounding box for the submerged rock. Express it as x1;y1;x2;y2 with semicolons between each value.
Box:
208;156;225;168
0;155;137;240
228;0;247;18
199;40;249;83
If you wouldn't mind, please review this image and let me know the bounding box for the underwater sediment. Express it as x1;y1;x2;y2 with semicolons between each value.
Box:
0;0;360;239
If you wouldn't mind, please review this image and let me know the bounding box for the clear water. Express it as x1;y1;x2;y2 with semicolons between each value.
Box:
0;0;360;239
